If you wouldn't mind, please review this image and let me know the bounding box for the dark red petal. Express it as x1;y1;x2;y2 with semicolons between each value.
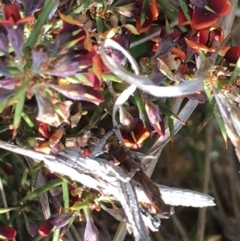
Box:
208;0;231;16
0;162;13;174
38;123;51;139
178;8;191;26
4;4;21;22
84;72;102;88
208;28;224;45
224;46;240;63
122;131;136;148
192;8;219;30
0;226;17;240
122;121;150;149
136;17;152;33
81;148;91;157
198;29;209;45
185;37;215;52
134;129;150;148
38;217;55;237
150;0;159;20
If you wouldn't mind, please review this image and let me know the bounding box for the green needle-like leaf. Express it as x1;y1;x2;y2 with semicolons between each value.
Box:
22;179;64;202
25;0;59;49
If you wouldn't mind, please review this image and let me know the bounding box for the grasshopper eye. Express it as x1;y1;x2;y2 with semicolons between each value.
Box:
140;205;161;231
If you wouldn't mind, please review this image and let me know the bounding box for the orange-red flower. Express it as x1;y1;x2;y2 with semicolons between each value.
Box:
122;120;150;150
224;46;240;71
0;226;16;240
135;0;159;33
185;27;224;53
178;0;231;30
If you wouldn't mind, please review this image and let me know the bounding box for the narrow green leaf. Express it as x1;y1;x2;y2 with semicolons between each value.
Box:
133;90;151;131
140;0;148;26
0;124;9;133
30;234;43;241
28;162;45;173
52;228;61;241
199;81;216;132
156;0;178;14
30;171;39;193
6;211;18;226
230;57;240;82
158;103;185;125
62;181;70;209
188;146;203;174
102;73;124;83
0;164;11;181
0;207;19;214
87;91;111;129
24;0;59;49
166;99;174;142
71;0;95;14
165;18;171;35
20;169;28;189
198;98;216;132
22;179;63;202
178;0;191;22
70;201;89;211
21;111;35;128
214;107;228;147
0;99;9;113
0;151;10;159
13;95;25;132
96;15;104;33
7;80;28;107
10;154;22;191
129;36;152;59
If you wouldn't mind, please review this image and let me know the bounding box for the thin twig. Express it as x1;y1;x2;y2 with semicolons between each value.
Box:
112;222;128;241
196;119;213;241
228;144;240;220
209;175;225;216
172;215;190;241
130;26;161;49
